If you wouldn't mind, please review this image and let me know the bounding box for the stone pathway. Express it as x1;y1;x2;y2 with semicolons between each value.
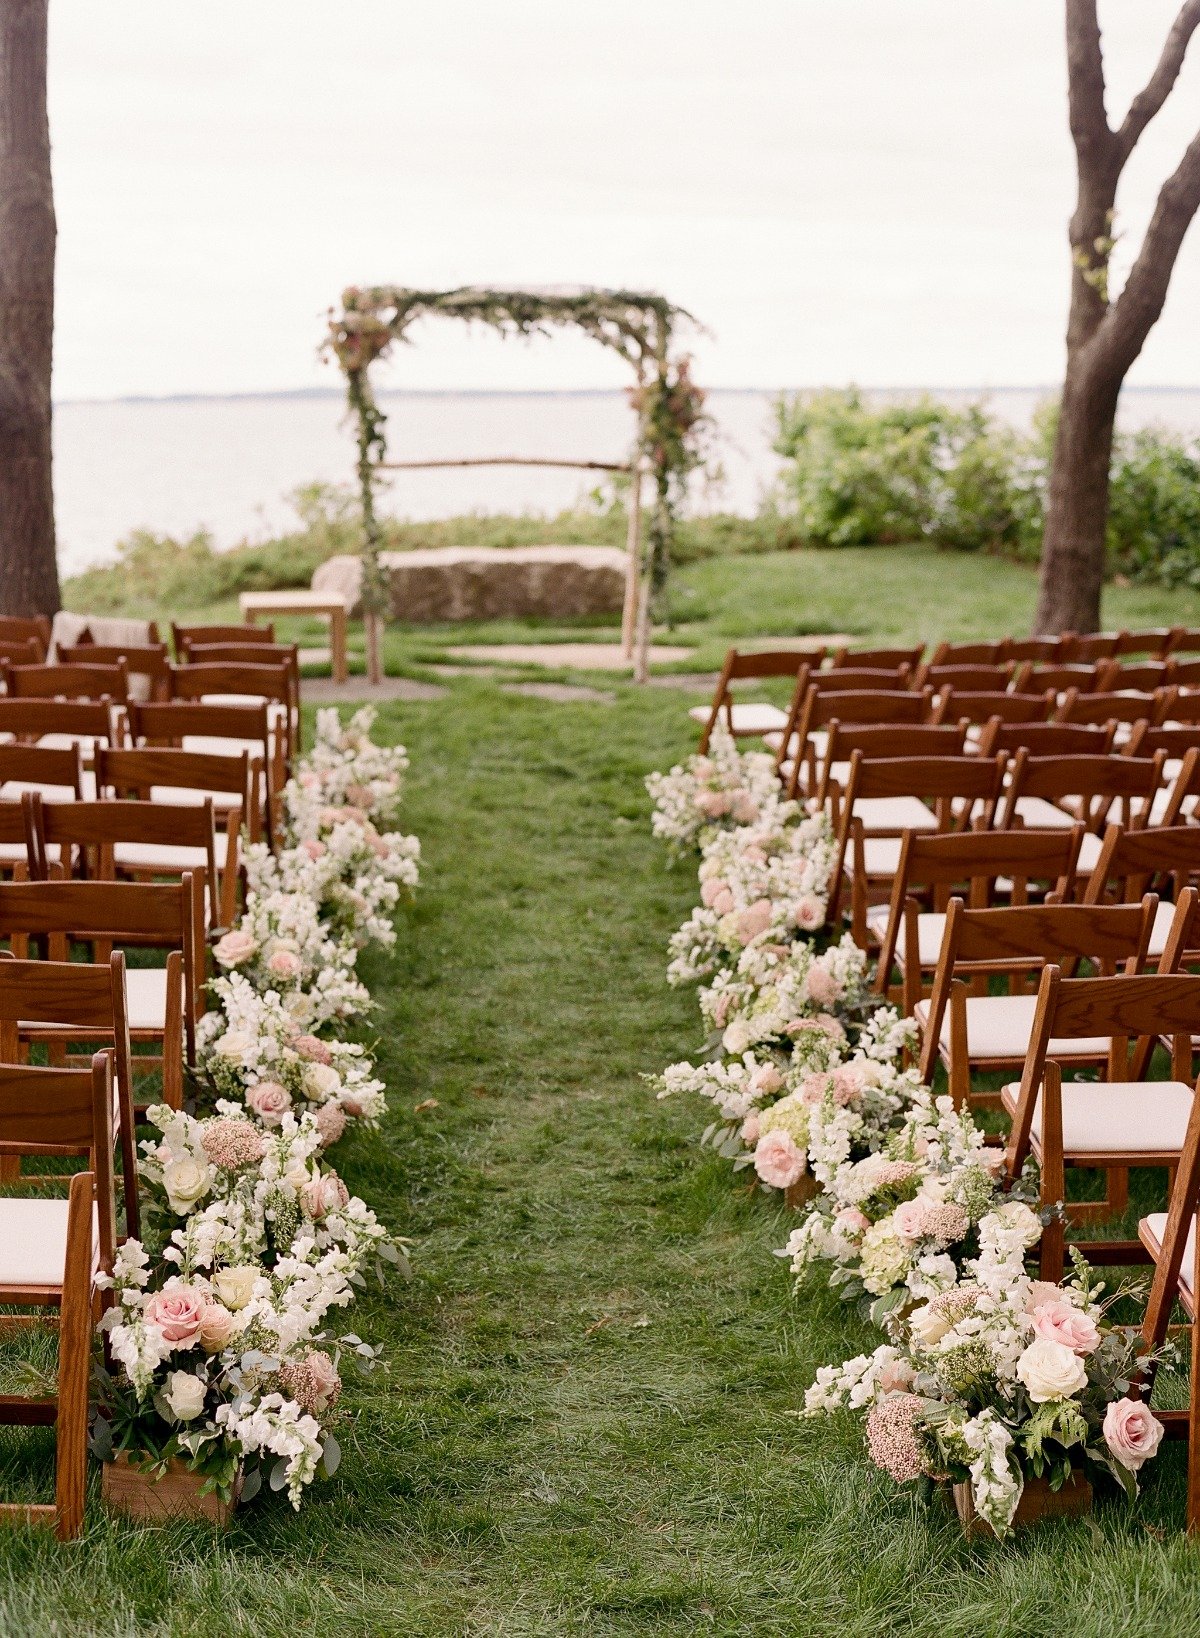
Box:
443;642;696;671
302;677;448;703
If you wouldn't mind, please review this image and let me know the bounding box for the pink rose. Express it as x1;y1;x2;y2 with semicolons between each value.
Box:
695;790;732;819
753;1129;806;1190
369;832;391;860
266;947;303;980
711;888;735;916
298;770;319;790
741;1112;761;1146
729;792;759;824
300;1171;350;1220
835;1206;871;1235
700;877;730;909
293;1034;333;1065
741;845;768;866
892;1199;929;1242
1103;1397;1165;1473
246;1080;292;1126
1030;1297;1101;1355
213;928;256;967
734;898;773;945
831;1064;867;1105
749;1064;784;1098
345;783;376;810
144;1285;206;1347
712;991;733;1028
793;895;825;932
197;1300;236;1353
877;1357;916;1393
315;1101;348;1147
803;964;838;1006
301;838;327;861
799;1073;832;1106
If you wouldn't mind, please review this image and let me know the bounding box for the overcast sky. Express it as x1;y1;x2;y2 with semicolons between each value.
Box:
47;0;1200;399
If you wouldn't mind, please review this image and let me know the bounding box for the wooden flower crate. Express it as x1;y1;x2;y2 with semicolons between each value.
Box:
785;1173;819;1211
102;1453;240;1526
953;1470;1092;1539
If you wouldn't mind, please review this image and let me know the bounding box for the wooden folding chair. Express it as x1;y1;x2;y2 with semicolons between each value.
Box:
0;743;87;804
0;954;138;1237
932;689;1056;731
830;751;1008;939
1083;823;1200;960
1010;661;1106;697
1096;658;1175;695
1062;632;1121;663
918;663;1016;694
999;749;1166;875
0;638;44;669
0;615;50;660
1165;628;1200;658
816;721;968;820
1169;657;1200;692
3;663;129;704
1003;636;1070;664
172;620;275;658
1004;949;1200;1281
690;648;820;752
33;797;239;935
94;744;260;845
0;796;37;881
914;895;1158;1110
169;659;298;763
58;641;170;703
125;698;278;845
0;699;121;759
0;878;200;1110
976;719;1114;761
871;824;1084;1009
1055;687;1169;736
1109;627;1180;658
780;685;933;798
830;643;925;671
926;639;1009;667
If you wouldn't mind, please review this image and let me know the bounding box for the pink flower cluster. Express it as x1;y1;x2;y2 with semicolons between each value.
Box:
201;1118;267;1172
865;1393;928;1483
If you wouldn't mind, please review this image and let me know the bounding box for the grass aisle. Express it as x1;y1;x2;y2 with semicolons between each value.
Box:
3;680;1200;1635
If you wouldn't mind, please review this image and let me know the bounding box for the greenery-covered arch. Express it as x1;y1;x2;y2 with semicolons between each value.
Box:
325;284;706;683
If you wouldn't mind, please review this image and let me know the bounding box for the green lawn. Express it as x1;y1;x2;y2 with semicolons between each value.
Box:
2;679;1199;1635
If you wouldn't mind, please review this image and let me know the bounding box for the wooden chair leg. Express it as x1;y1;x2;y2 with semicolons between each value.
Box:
1038;1063;1066;1283
1105;1165;1130;1217
1190;1227;1200;1535
54;1172;94;1541
948;982;970;1111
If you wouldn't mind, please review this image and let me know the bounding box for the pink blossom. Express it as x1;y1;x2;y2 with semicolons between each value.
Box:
749;1064;784;1098
213;928;256;967
835;1206;870;1235
734;898;773;945
700;877;731;909
803;963;839;1006
1103;1397;1165;1472
246;1080;292;1126
741;844;768;866
695;789;732;820
711;887;735;916
301;838;327;861
301;1171;350;1220
267;947;303;980
1031;1297;1101;1356
712;991;733;1028
197;1300;236;1353
293;1034;333;1065
793;895;825;932
200;1117;266;1170
892;1199;929;1242
280;1349;342;1415
877;1358;916;1393
729;792;759;824
345;783;376;810
315;1101;348;1146
740;1112;761;1146
753;1129;806;1190
144;1286;206;1347
866;1393;928;1483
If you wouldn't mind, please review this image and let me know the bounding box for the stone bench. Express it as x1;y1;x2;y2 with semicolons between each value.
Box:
311;545;628;623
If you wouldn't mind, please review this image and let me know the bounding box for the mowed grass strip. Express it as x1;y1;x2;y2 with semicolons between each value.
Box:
0;681;1197;1636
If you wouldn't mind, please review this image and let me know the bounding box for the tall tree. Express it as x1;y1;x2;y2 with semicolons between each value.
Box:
1034;0;1200;635
0;0;58;617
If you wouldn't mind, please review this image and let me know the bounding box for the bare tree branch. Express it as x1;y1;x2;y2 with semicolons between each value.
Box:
1117;0;1200;158
1065;0;1113;161
1097;123;1200;374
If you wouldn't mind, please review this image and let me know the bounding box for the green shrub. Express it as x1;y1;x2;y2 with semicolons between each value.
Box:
1107;428;1200;587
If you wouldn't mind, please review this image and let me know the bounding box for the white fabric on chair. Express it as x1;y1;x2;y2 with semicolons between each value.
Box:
1140;1213;1197;1300
851;796;938;831
124;967;173;1032
866;906;946;964
148;785;241;815
999;1079;1193;1154
913;993;1109;1060
0;773;97;802
686;702;790;735
846;837;904;877
1011;796;1075;829
0;1196;98;1287
113;841;209;873
1147;898;1179;959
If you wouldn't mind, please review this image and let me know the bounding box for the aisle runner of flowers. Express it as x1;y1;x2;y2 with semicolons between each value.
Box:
645;729;1167;1537
94;707;419;1509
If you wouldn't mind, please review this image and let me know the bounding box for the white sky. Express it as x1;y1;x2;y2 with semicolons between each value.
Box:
48;0;1200;398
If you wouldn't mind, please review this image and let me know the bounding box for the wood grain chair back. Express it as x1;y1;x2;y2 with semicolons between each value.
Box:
94;744;260;844
920;663;1015;693
873;824;1084;1008
1110;627;1180;657
168;659;297;761
916;894;1158;1085
1161;747;1200;828
694;648;817;752
976;720;1114;759
1002;636;1070;663
0;743;85;802
1084;823;1200;907
1011;661;1103;695
172;620;276;658
58;640;170;702
1125;722;1200;763
0;636;45;668
1161;691;1200;728
1063;632;1122;663
34;797;235;933
0;953;137;1238
816;721;968;812
4;662;129;703
783;685;934;798
927;639;1008;666
0;614;50;659
1168;656;1200;691
830;643;924;671
1096;658;1175;693
1054;687;1167;730
932;689;1055;728
0;793;36;877
125;697;276;841
0;877;198;1105
1164;627;1200;657
0;698;119;751
809;666;914;692
1000;749;1166;833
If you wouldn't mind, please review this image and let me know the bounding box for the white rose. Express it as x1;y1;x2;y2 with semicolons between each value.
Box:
215;1030;256;1067
212;1264;260;1312
1016;1337;1088;1403
992;1200;1043;1248
722;1020;752;1055
302;1062;342;1103
162;1370;207;1422
908;1302;952;1347
162;1155;212;1216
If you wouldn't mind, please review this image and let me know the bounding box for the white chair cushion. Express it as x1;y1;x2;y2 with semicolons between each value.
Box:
148;785;241;813
1012;796;1076;829
1147;899;1179;960
914;993;1109;1060
113;842;209;872
0;773;97;801
866;906;945;965
0;841;60;865
851;796;938;831
1076;832;1104;872
0;1196;98;1287
1000;1079;1193;1155
125;966;174;1032
1141;1212;1197;1300
686;701;790;736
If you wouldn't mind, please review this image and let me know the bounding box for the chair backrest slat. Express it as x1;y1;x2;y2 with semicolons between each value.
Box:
4;662;129;702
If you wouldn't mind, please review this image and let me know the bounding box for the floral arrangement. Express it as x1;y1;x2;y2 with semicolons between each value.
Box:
93;708;417;1512
645;726;789;855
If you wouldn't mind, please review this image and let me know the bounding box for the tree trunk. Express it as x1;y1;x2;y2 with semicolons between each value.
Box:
0;0;58;618
1032;365;1119;634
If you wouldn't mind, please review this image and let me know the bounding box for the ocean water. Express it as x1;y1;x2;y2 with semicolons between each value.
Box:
52;385;1200;577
